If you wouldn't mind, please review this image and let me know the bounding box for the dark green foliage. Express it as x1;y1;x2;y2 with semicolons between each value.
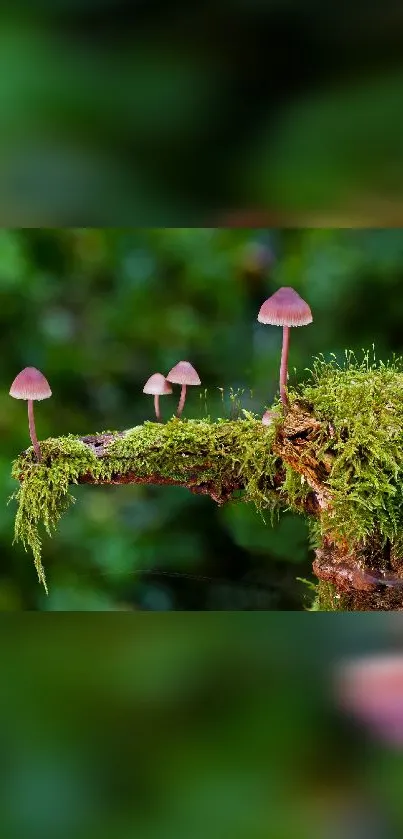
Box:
2;3;403;220
2;616;401;838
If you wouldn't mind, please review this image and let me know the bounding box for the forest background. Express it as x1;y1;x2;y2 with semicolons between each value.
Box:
2;228;403;611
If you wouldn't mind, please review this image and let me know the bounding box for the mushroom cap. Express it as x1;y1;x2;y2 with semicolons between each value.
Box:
143;373;173;395
258;287;312;327
166;361;201;386
335;655;403;744
9;367;52;400
262;410;275;426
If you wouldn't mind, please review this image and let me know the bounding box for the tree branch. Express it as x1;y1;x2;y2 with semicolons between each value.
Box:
76;432;243;504
13;396;403;610
70;403;331;513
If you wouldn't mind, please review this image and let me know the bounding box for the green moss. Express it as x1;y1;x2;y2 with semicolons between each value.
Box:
11;415;280;590
11;435;102;593
311;581;348;611
281;465;315;512
11;349;403;602
299;349;403;550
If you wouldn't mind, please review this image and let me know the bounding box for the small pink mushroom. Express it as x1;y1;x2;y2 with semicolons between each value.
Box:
258;287;312;409
9;367;52;461
262;410;275;426
143;373;172;422
166;361;201;418
335;655;403;746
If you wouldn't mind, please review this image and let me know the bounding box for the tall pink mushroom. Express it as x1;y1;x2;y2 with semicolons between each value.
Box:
9;367;52;461
143;373;172;422
258;287;312;409
166;361;201;418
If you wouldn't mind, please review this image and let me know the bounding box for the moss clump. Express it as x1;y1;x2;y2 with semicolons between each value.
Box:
298;350;403;553
11;349;403;605
11;415;280;590
11;435;104;593
311;582;349;612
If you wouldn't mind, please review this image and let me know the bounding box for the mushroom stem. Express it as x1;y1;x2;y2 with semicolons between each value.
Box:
177;384;187;418
154;394;162;422
280;326;290;408
27;399;42;461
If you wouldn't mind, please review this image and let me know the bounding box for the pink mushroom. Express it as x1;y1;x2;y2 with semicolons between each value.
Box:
143;373;172;422
166;361;201;418
258;287;312;409
335;655;403;746
9;367;52;461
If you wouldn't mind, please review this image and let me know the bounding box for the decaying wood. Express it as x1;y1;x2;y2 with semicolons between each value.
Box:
75;404;332;513
17;403;403;609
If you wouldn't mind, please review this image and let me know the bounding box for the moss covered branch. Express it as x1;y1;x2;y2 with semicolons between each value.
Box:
11;352;403;610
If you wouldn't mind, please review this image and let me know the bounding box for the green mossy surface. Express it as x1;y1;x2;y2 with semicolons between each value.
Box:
10;415;280;591
310;582;349;612
299;351;403;552
10;351;403;604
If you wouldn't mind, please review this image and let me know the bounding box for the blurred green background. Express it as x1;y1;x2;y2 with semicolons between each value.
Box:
1;2;403;222
1;614;403;839
2;228;403;610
